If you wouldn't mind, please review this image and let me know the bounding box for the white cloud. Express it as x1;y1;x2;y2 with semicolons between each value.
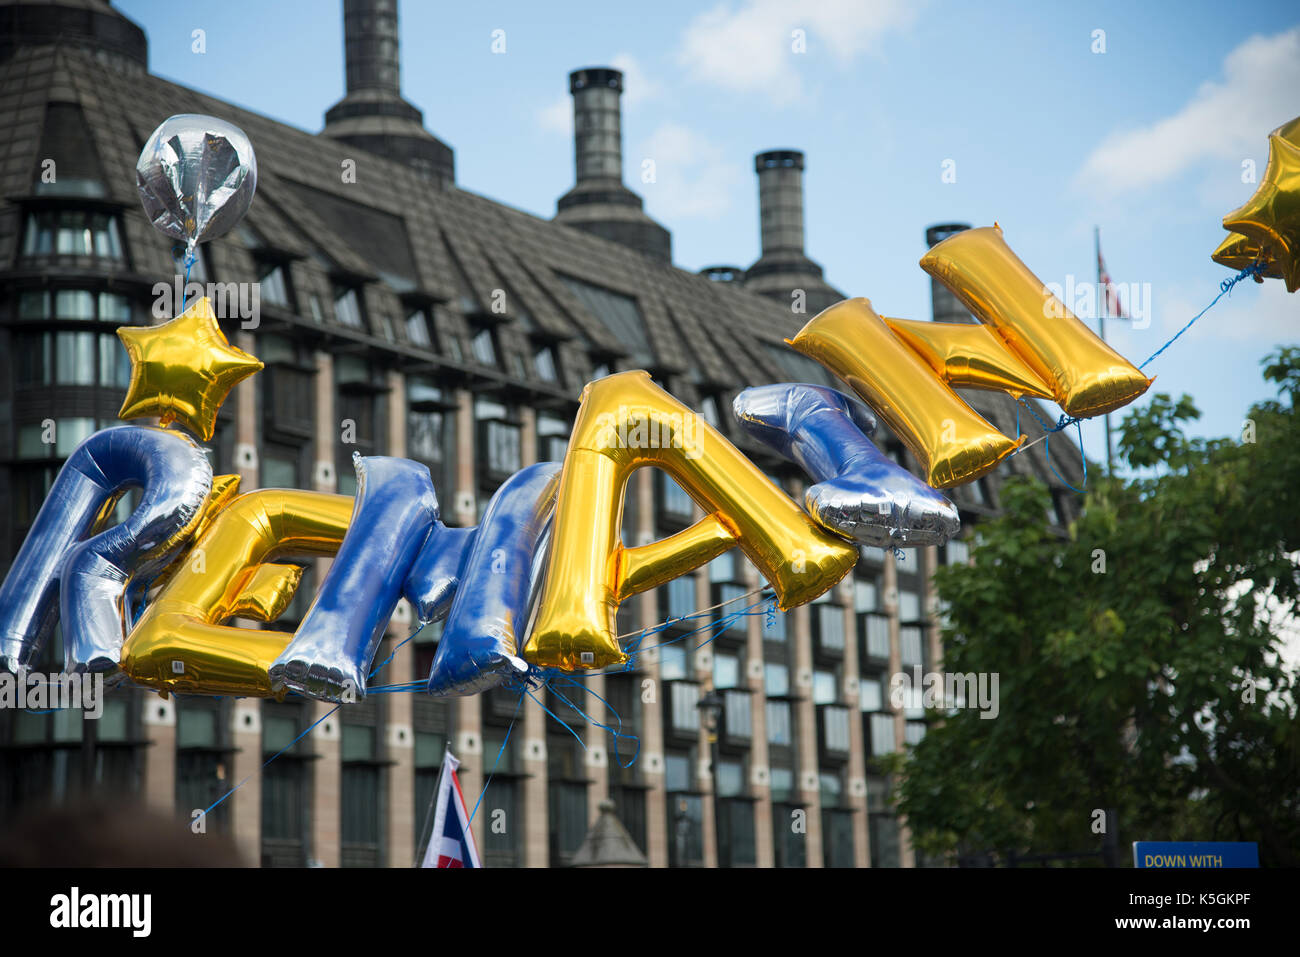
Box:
1077;27;1300;196
536;54;656;135
676;0;918;104
536;94;571;135
610;53;659;105
1150;276;1296;346
635;122;746;220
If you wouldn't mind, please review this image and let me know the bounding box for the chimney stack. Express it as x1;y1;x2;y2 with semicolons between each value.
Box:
342;0;401;95
744;150;841;316
323;0;454;188
925;223;975;323
554;66;671;264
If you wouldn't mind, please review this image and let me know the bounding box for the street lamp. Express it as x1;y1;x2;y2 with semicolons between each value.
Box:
697;687;725;867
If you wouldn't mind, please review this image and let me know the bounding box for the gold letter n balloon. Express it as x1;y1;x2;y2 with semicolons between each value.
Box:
524;371;859;672
788;224;1152;488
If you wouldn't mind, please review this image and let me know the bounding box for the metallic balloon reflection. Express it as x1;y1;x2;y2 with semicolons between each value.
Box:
426;462;561;696
271;456;440;702
733;384;959;548
136;114;257;254
0;426;212;673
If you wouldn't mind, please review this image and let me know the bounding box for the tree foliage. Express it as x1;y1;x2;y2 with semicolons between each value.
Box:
891;347;1300;867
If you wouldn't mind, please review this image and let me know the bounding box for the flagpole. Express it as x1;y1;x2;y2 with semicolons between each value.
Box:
1096;225;1113;473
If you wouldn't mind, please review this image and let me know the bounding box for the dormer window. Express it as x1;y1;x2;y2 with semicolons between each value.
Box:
470;325;497;366
333;284;365;329
533;343;558;382
257;259;292;309
21;209;123;260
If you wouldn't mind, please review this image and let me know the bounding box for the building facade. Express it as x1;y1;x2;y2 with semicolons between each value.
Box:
0;0;1086;867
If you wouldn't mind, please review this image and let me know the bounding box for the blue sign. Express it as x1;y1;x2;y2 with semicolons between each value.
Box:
1133;842;1259;868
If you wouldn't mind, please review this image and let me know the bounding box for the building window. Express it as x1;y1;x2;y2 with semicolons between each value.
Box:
722;688;751;742
481;732;521;867
470;325;497;366
333;284;365;329
533;343;559;383
770;766;805;868
546;713;588;867
764;663;789;698
861;613;890;661
812;669;838;706
405;307;433;348
823;807;855;868
21;209;123;260
946;538;971;565
17;417;102;460
659;643;688;681
813;602;845;654
869;713;896;757
662;574;696;622
858;677;883;713
175;699;231;834
668;681;701;734
898;589;921;623
341;700;385;868
262;701;311;867
868;776;901;867
665;750;703;868
713;652;741;690
900;626;925;670
537;413;570;463
657;472;694;524
256;259;292;309
475;398;521;483
766;700;792;746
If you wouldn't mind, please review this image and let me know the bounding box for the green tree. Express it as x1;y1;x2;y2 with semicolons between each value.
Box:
890;347;1300;867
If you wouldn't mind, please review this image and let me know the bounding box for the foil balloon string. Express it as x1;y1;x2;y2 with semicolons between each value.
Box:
1138;262;1265;371
464;587;777;824
1001;260;1265;491
1015;400;1088;494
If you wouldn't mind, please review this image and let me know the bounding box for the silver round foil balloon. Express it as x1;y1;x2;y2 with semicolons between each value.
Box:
136;114;257;250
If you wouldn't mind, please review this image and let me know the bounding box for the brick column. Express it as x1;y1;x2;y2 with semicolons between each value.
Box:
744;561;775;867
230;699;262;866
518;407;549;867
309;350;340;867
229;331;262;865
636;470;669;867
694;562;717;868
838;575;871;867
233;331;259;490
882;551;915;867
450;389;485;851
141;693;176;815
384;371;416;867
790;482;823;867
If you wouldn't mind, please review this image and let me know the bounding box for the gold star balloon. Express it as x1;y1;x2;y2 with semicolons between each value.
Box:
1220;115;1300;292
1211;232;1281;283
117;297;263;441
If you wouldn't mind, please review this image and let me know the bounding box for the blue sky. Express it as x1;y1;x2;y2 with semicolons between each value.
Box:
118;0;1299;469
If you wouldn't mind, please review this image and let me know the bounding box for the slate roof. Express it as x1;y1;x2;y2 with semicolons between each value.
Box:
0;34;1088;519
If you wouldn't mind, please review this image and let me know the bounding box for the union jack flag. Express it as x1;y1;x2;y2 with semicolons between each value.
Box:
420;749;482;868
